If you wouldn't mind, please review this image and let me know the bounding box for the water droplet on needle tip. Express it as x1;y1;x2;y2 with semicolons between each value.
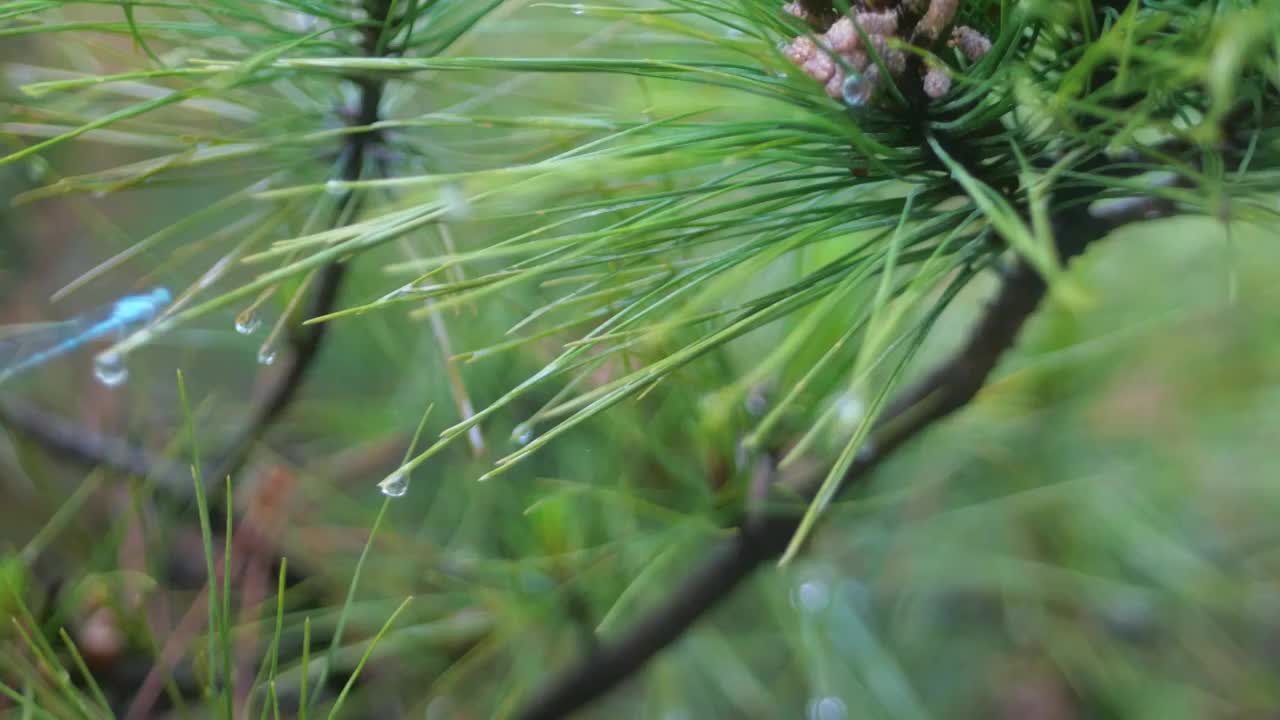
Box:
93;352;128;387
235;311;261;335
379;472;409;497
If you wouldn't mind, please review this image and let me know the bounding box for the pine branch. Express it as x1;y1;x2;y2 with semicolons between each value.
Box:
207;260;348;484
513;187;1181;720
206;0;392;485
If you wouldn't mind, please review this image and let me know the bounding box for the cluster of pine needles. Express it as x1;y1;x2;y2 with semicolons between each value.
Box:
3;0;1280;716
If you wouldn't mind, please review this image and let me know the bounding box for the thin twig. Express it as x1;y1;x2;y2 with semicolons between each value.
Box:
513;189;1180;720
0;399;187;486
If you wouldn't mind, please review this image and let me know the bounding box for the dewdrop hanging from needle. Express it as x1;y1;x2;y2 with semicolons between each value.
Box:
0;288;172;387
253;270;318;367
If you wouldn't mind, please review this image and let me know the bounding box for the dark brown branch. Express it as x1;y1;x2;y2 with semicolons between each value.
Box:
1;209;351;508
513;191;1180;720
206;260;347;484
0;257;342;515
0;253;347;502
207;2;390;485
0;0;398;498
0;399;187;486
794;1;839;28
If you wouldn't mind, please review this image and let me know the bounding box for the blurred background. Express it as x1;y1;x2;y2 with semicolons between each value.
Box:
3;2;1280;719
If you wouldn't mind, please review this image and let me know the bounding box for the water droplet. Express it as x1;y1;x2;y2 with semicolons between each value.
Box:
571;3;585;15
725;27;743;38
841;72;872;108
323;179;345;196
1099;592;1157;642
807;696;848;720
836;392;864;427
234;311;261;335
511;423;534;446
790;578;831;614
286;11;319;32
257;347;277;366
91;190;107;199
380;282;443;302
26;158;48;182
378;285;410;301
93;352;128;387
379;471;408;498
249;178;271;193
439;183;470;220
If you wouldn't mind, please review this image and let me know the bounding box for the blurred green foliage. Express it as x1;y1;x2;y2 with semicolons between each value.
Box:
1;0;1279;718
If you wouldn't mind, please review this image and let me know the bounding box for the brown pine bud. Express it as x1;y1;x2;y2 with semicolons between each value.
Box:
950;26;993;62
915;0;959;42
824;17;860;53
784;35;818;64
853;9;898;35
802;51;837;83
923;65;952;98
